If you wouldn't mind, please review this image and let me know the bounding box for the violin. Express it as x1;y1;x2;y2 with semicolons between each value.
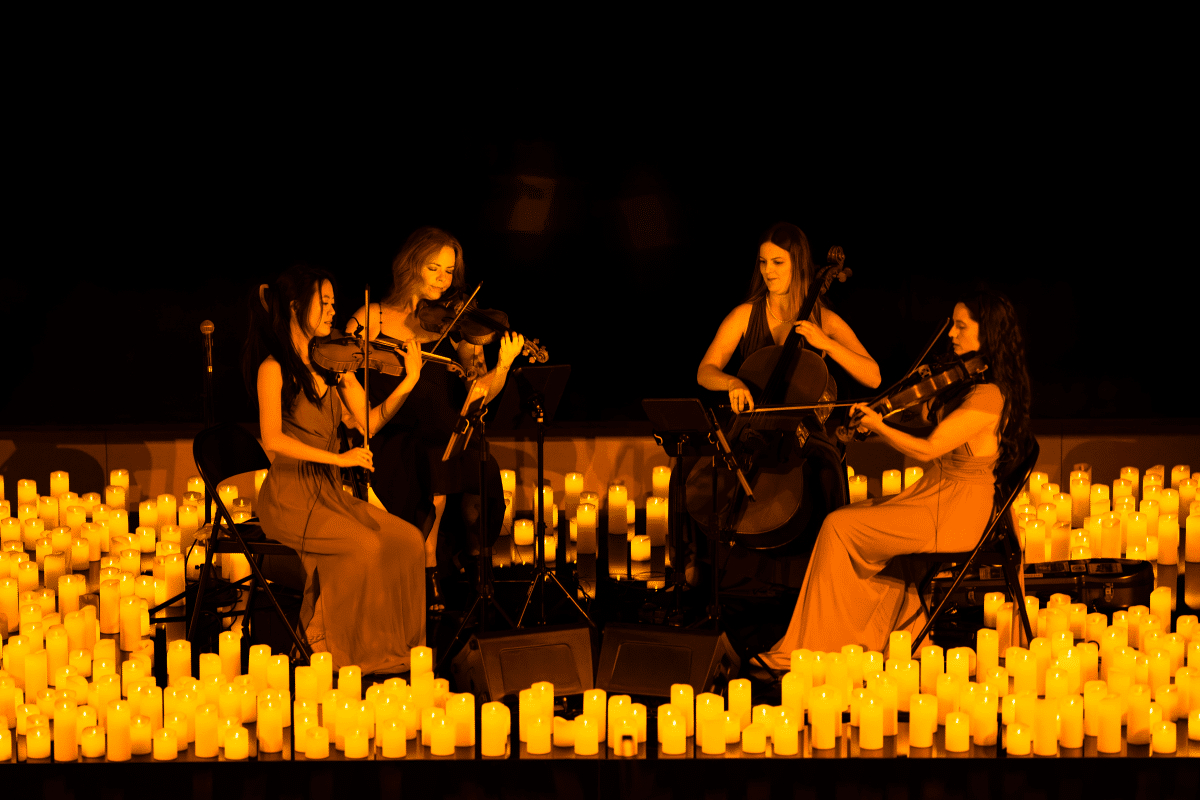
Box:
686;246;853;551
836;351;989;443
416;284;550;364
310;329;472;379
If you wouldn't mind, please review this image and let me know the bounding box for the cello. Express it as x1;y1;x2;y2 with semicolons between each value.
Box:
685;247;853;551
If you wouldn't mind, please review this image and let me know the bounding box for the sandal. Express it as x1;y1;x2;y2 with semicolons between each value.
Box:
426;566;445;614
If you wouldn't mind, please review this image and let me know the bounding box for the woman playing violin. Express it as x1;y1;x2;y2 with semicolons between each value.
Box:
760;289;1032;663
245;264;427;673
697;222;881;410
345;227;524;612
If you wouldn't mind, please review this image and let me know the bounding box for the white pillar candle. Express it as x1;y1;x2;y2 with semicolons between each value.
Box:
909;694;937;748
809;689;839;749
1069;477;1089;527
646;466;670;498
575;504;597;554
1090;484;1110;516
1028;471;1048;501
16;479;38;504
982;591;1005;629
156;494;177;530
525;714;551;755
848;474;868;503
630;535;651;561
103;484;126;512
942;711;969;753
513;519;534;546
1024;519;1046;562
919;645;944;694
606;484;628;534
1179;478;1196;517
881;470;901;496
645;497;668;546
670;684;693;736
1050;521;1070;560
499;470;516;496
858;693;883;749
904;467;923;489
481;701;508;756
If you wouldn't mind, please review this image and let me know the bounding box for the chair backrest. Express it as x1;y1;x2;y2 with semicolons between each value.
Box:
983;438;1041;544
192;422;272;493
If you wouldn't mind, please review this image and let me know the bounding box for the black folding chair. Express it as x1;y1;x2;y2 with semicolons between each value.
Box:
191;422;311;663
903;439;1040;656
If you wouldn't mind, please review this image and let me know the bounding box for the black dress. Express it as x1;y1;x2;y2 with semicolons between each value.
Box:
366;332;505;549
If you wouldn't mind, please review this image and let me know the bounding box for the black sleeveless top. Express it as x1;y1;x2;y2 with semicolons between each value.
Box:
734;297;826;367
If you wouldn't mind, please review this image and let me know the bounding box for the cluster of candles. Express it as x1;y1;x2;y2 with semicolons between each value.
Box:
500;467;672;562
0;469;269;761
846;465;926;503
766;603;1200;756
1009;464;1197;564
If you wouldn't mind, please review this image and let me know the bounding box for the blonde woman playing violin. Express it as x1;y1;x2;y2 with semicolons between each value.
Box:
345;227;524;613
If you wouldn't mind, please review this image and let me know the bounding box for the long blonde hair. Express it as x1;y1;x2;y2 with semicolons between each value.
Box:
385;227;466;309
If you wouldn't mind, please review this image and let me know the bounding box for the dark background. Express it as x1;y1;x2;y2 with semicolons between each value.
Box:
2;104;1192;427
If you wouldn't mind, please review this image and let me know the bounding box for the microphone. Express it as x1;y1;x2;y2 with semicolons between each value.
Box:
200;320;214;373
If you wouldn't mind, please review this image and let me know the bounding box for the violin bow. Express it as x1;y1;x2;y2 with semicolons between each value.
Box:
430;282;484;355
363;285;372;491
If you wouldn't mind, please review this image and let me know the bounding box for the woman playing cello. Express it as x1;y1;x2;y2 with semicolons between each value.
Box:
697;222;880;410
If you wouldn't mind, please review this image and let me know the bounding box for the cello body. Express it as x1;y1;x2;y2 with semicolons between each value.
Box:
686;249;851;551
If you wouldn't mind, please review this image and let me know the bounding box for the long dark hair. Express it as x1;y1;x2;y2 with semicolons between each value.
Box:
242;264;338;412
384;227;466;308
745;222;823;324
959;289;1032;482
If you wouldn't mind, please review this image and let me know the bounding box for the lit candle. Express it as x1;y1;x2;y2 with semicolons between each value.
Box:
881;470;901;496
1049;521;1070;560
904;466;923;489
943;711;969;753
1179;478;1196;517
1024;519;1046;563
909;694;937;748
1029;471;1048;502
564;472;584;518
670;684;693;736
847;474;868;503
480;701;509;756
575;504;597;554
607;483;628;534
630;534;651;561
659;715;685;755
919;645;944;694
526;714;551;755
513;519;534;546
645;497;668;546
858;692;883;750
303;724;328;759
810;688;839;749
500;470;516;496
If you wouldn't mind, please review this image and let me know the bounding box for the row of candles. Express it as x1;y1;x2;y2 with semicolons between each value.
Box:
1011;464;1199;563
498;468;672;561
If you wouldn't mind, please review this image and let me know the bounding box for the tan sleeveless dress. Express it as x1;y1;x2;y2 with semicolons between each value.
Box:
761;384;1002;663
256;384;426;673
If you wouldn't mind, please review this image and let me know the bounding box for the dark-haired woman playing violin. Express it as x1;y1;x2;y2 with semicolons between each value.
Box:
345;227;523;611
759;291;1032;664
244;265;427;674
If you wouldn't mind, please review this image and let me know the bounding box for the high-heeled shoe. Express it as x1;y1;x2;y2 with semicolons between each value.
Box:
426;566;445;614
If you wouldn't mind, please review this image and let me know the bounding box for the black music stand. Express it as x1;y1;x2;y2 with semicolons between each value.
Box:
436;382;517;671
641;399;752;630
491;365;594;628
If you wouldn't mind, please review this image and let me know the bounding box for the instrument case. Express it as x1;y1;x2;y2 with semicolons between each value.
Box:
927;558;1155;648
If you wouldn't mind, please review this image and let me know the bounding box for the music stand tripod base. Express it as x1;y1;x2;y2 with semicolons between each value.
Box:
493;365;594;628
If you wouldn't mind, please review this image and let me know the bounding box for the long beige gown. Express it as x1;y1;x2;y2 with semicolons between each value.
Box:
257;384;426;674
761;384;1003;665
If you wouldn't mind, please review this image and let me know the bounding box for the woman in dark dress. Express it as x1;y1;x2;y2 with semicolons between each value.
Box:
687;222;882;586
345;227;524;611
697;222;880;406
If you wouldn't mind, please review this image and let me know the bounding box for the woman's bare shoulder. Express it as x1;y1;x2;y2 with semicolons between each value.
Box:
964;382;1004;413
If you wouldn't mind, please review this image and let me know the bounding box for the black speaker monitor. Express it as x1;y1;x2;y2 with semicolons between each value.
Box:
596;623;740;697
449;624;595;702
